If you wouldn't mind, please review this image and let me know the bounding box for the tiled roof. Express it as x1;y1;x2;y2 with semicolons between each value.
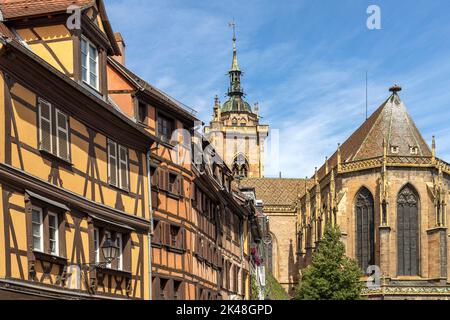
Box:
316;91;432;180
240;178;314;207
0;0;94;19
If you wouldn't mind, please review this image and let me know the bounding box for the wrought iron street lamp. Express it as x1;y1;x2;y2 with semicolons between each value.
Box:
101;237;120;265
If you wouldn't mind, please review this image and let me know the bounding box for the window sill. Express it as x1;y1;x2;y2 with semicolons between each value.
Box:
167;246;185;255
33;251;68;265
151;242;163;249
108;183;130;195
39;149;73;167
96;266;132;278
167;191;182;200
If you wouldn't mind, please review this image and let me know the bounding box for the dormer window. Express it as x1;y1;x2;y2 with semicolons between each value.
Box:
137;101;147;124
81;37;99;90
391;145;399;154
410;146;418;155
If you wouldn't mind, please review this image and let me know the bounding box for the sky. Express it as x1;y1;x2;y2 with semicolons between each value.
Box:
105;0;450;178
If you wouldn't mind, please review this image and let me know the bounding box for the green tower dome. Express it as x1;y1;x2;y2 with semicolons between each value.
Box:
222;96;252;113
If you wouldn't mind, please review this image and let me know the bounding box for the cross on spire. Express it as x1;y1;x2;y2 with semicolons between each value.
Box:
229;18;236;42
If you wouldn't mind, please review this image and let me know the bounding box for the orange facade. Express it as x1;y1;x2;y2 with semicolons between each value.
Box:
0;0;261;300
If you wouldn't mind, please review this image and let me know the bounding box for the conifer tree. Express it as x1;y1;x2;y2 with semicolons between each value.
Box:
295;224;363;300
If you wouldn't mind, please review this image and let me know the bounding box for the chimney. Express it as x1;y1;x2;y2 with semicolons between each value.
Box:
113;32;126;65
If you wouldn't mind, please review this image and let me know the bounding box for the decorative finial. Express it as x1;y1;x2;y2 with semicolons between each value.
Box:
229;18;236;45
432;135;436;162
325;156;329;175
214;95;220;106
389;84;402;94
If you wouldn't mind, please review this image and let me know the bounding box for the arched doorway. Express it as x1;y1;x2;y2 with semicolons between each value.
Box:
355;187;375;271
397;184;420;276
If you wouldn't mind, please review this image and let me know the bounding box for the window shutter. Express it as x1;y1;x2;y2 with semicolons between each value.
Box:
119;145;129;190
108;140;118;186
153;220;161;244
178;228;186;250
56;109;69;160
164;170;169;191
38;99;52;153
158;169;166;191
152;167;159;187
177;176;183;196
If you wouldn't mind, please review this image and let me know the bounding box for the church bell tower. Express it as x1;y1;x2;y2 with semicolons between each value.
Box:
204;21;269;179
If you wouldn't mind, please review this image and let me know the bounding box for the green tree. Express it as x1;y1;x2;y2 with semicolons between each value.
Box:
295;224;363;300
265;271;290;300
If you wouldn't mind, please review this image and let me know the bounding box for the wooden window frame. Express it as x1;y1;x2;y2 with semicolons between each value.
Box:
48;212;59;256
107;139;130;191
29;203;66;259
94;227;100;263
116;233;123;271
157;113;175;143
31;206;44;252
55;108;70;160
38;98;71;162
38;98;53;154
81;36;99;91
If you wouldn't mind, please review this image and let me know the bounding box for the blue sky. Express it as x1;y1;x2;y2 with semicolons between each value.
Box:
105;0;450;178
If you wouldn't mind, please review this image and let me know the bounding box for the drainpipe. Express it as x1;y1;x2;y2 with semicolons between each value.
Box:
146;150;154;300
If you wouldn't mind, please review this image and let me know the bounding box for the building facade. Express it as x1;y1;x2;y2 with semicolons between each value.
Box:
0;0;263;300
204;31;269;179
0;0;153;299
297;86;450;299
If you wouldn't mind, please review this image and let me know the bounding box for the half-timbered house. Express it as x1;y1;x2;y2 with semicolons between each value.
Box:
107;40;260;300
0;0;155;300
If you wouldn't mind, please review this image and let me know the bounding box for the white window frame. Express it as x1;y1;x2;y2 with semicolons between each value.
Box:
38;98;53;152
116;233;123;271
94;228;100;263
48;212;59;256
107;139;118;187
55;108;70;160
81;36;99;90
104;230;112;269
118;145;129;190
31;206;44;252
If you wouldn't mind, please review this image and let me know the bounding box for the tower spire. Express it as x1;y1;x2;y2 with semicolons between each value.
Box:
229;19;240;72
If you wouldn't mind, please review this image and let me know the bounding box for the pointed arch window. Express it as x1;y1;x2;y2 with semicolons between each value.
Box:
232;153;249;178
397;184;419;276
355;187;375;271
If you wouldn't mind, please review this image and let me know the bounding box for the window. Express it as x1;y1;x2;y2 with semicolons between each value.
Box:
410;146;418;155
168;173;182;196
32;207;43;252
390;145;399;154
137;101;147;124
38;99;52;154
157;114;174;142
170;225;181;248
48;212;59;256
232;118;238;126
355;187;375;271
116;233;123;271
38;99;70;161
118;146;129;190
93;228;100;263
55;109;69;160
160;278;169;300
108;139;129;190
81;37;99;90
397;184;419;276
174;281;183;300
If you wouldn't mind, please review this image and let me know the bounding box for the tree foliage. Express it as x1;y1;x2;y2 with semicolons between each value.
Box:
295;224;363;300
265;271;290;300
